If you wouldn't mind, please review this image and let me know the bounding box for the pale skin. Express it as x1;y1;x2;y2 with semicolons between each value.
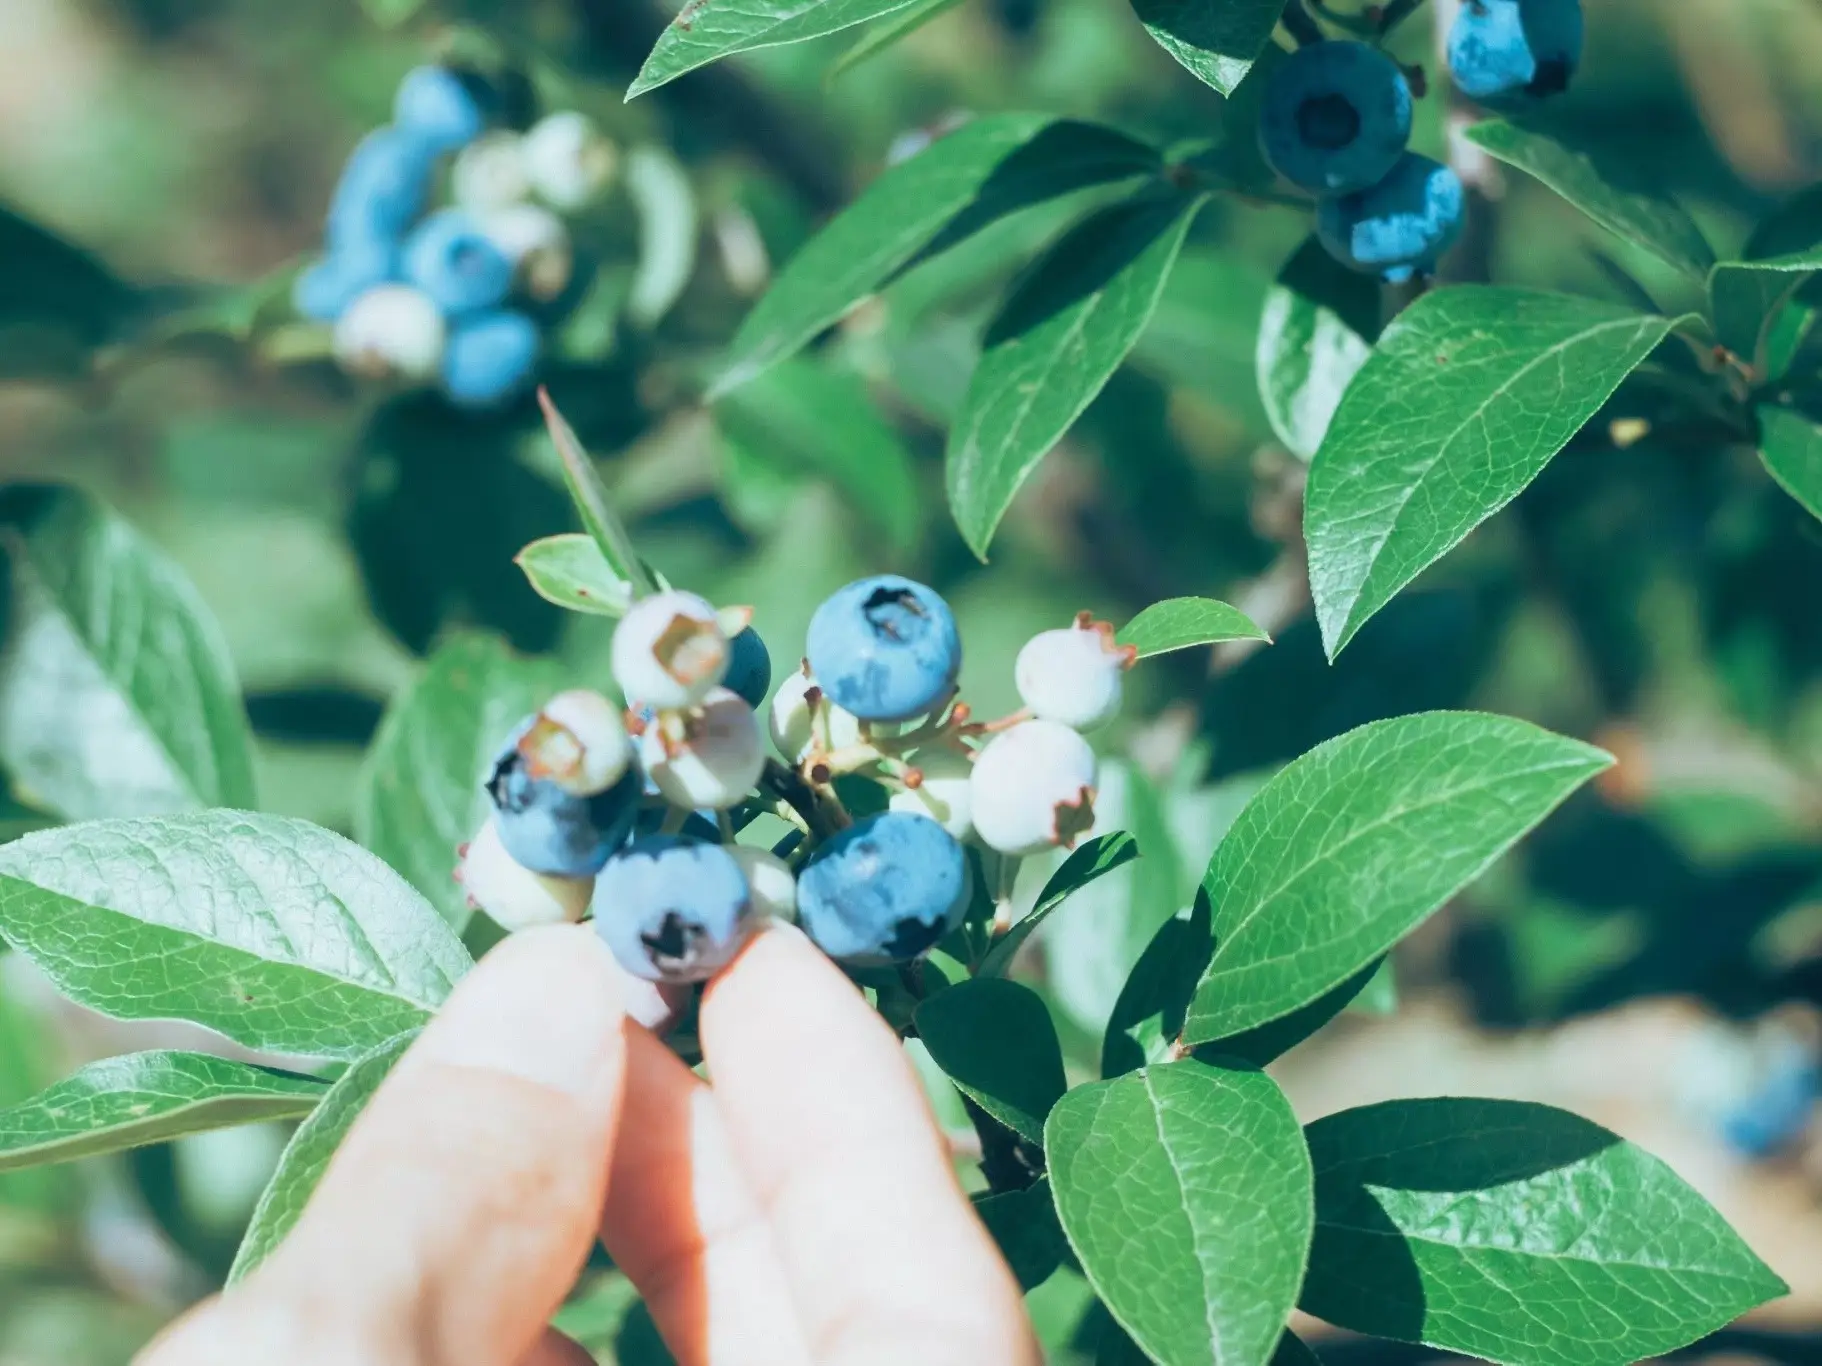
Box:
136;923;1042;1366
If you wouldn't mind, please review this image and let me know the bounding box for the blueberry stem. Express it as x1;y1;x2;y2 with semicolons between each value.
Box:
987;850;1022;938
659;803;690;836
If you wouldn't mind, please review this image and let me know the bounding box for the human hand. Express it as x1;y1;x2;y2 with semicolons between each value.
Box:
137;922;1041;1366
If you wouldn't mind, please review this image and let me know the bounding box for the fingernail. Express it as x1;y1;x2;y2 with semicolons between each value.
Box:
412;925;626;1101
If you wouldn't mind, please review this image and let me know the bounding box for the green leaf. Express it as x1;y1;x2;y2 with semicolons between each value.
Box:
1257;237;1377;461
947;189;1204;559
1301;1098;1788;1366
1117;597;1268;660
632;0;944;97
1759;404;1822;523
355;634;570;930
914;979;1066;1146
360;0;428;24
514;534;636;617
1306;288;1680;657
1196;957;1383;1068
0;204;136;364
972;1177;1066;1290
1272;1330;1323;1366
980;830;1140;977
1464;121;1714;280
715;115;1160;394
1047;1060;1312;1366
830;0;965;76
1102;895;1213;1078
715;359;921;551
1743;181;1822;270
1183;712;1610;1044
1708;262;1803;365
0;812;471;1060
1128;0;1283;97
0;1051;325;1172
0;484;256;820
228;1030;416;1282
538;391;655;598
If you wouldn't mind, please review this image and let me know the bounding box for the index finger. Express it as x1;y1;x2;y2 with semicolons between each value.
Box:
699;925;1040;1366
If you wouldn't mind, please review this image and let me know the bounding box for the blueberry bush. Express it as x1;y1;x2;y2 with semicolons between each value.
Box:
0;0;1819;1361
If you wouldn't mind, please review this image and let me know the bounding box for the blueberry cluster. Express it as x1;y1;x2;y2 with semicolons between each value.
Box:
1260;41;1463;282
455;576;1135;986
292;65;615;408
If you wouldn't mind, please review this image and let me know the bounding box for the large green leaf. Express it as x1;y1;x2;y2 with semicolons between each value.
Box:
947;189;1203;559
830;0;965;76
1708;263;1805;366
630;0;928;98
915;979;1067;1146
0;484;256;820
1183;712;1609;1044
1128;0;1284;97
355;634;569;930
979;830;1139;977
715;115;1159;394
0;812;471;1060
1759;404;1822;523
1117;597;1268;660
1464;121;1714;280
0;1051;325;1172
1101;895;1213;1078
1305;288;1679;657
1197;957;1384;1068
229;1030;416;1282
1256;237;1377;461
715;359;921;551
1301;1098;1787;1366
1047;1060;1312;1366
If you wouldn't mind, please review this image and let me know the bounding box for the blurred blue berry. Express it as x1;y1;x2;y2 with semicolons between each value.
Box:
441;309;541;408
797;811;970;964
1447;0;1582;103
292;237;397;322
592;836;756;983
394;65;488;152
1317;153;1465;282
1259;41;1413;195
1721;1058;1820;1160
485;724;641;876
327;127;437;249
403;209;515;316
804;575;960;722
724;627;772;710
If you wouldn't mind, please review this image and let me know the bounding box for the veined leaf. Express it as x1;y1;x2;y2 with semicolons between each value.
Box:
1257;236;1377;460
0;812;471;1060
630;0;933;98
830;0;965;76
1183;712;1609;1044
1129;0;1283;97
947;189;1204;559
0;1051;325;1172
1759;404;1822;523
1305;288;1680;657
515;534;636;617
979;830;1139;977
1117;597;1268;659
915;978;1066;1146
0;484;255;820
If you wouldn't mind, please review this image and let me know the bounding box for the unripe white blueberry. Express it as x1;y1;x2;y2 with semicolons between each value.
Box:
518;689;633;795
522;111;618;210
729;844;798;921
642;687;765;809
455;815;593;930
332;284;446;381
969;719;1098;856
612;590;729;710
452;130;531;210
890;747;975;841
767;665;861;763
1014;617;1133;731
477;202;574;301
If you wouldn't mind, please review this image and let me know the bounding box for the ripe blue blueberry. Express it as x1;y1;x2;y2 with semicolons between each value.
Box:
592;836;756;983
292;237;397;322
724;627;772;710
1259;41;1413;195
393;65;489;152
1447;0;1582;104
403;209;515;316
441;309;541;408
485;722;641;876
797;811;970;965
804;576;961;722
327;127;437;249
1317;153;1465;282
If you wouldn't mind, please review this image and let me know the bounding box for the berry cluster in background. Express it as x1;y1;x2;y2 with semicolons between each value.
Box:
456;567;1136;992
291;64;615;408
1260;0;1583;281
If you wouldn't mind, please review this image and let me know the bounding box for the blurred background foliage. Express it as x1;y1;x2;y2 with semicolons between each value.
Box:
7;0;1822;1360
